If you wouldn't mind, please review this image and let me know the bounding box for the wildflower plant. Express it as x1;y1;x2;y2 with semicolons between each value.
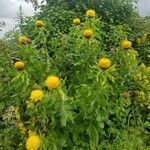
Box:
0;7;150;150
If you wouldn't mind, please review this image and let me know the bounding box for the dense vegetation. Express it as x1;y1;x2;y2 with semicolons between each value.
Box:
0;0;150;149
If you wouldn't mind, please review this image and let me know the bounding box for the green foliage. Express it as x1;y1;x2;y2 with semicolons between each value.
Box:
1;0;150;149
131;16;150;65
40;0;138;25
15;0;141;55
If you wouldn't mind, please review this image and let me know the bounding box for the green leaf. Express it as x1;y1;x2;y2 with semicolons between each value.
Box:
60;102;68;126
87;125;99;150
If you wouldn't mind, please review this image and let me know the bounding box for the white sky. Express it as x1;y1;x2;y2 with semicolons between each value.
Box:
138;0;150;16
0;0;150;37
0;0;34;37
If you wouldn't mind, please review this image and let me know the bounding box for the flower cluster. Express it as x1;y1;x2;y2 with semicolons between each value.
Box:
27;75;60;109
12;8;150;150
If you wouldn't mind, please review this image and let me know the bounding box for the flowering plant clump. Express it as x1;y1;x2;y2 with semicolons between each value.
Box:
1;3;150;150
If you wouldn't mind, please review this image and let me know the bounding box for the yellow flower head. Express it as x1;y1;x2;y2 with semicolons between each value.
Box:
14;61;25;71
98;58;111;69
73;18;81;25
26;135;41;150
136;73;142;80
86;9;96;18
140;63;146;69
144;79;149;85
142;76;147;80
132;54;136;60
83;29;93;39
130;50;139;60
30;90;44;103
35;20;44;28
137;38;141;44
45;76;60;90
138;91;145;100
18;36;28;44
121;40;132;49
141;33;147;43
147;104;150;110
146;67;150;72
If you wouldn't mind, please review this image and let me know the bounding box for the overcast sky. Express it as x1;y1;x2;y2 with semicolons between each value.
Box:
0;0;150;37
